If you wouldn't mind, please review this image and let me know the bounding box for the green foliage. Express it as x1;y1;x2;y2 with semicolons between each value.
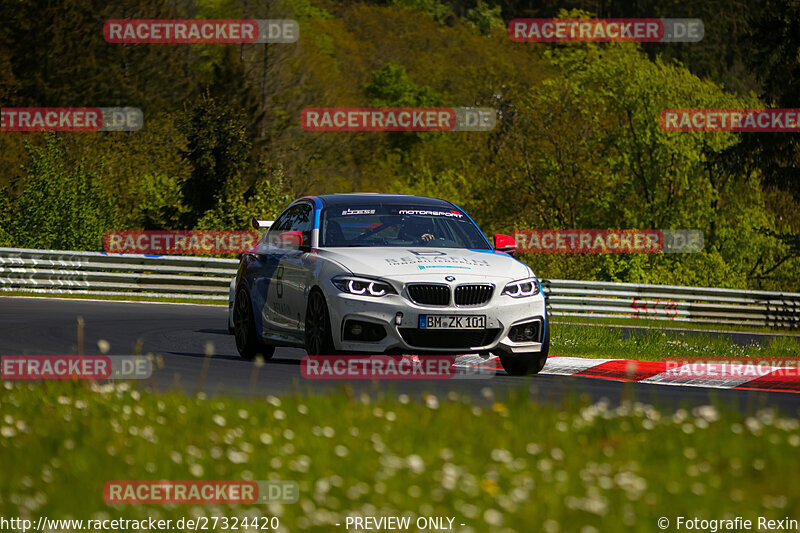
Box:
465;1;504;35
390;0;452;23
195;165;293;230
363;62;443;151
0;219;12;248
0;0;210;111
178;93;252;228
387;163;471;205
364;62;442;107
589;252;745;289
0;135;114;251
61;113;191;230
470;21;796;289
281;0;333;19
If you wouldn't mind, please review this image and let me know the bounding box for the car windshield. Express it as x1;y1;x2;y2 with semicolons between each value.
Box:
320;204;491;249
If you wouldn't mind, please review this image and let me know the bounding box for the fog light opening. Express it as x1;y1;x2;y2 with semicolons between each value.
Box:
509;321;541;343
343;319;387;342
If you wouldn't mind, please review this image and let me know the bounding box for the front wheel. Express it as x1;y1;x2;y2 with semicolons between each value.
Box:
498;320;550;376
233;288;275;361
305;290;337;355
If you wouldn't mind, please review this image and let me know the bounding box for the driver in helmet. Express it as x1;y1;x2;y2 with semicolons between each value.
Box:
401;217;436;243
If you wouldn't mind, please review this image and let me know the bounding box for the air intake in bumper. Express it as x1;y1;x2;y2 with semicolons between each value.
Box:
398;328;501;349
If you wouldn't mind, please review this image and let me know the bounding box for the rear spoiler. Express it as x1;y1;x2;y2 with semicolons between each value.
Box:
251;217;274;230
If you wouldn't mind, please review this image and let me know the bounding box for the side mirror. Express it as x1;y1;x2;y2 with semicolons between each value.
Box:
493;234;517;254
277;231;303;248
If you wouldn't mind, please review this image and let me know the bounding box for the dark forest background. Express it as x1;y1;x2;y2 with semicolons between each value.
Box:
1;0;799;290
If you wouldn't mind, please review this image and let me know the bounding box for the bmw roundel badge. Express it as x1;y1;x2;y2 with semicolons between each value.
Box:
445;276;455;282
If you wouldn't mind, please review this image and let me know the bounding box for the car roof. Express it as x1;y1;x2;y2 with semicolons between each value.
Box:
306;193;456;209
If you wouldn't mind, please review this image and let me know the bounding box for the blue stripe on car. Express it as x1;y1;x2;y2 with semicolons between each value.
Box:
450;202;493;249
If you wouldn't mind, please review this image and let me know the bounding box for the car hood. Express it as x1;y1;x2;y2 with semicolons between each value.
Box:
317;247;533;281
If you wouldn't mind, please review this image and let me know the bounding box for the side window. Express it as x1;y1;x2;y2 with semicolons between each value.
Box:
289;203;313;246
266;203;314;247
266;208;294;245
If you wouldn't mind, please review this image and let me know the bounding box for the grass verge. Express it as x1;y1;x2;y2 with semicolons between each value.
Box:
1;381;799;532
552;315;800;336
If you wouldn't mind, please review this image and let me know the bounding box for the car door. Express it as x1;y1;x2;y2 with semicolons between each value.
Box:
255;208;295;341
258;202;314;343
275;202;315;342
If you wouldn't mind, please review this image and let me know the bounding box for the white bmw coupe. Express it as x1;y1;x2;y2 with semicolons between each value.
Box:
231;193;549;375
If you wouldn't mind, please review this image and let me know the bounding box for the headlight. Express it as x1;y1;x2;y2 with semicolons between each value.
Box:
332;276;397;297
502;277;540;298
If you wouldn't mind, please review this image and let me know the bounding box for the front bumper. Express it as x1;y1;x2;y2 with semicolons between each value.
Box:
324;283;547;355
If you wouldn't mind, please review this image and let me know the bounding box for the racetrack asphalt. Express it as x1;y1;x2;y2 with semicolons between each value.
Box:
1;296;799;413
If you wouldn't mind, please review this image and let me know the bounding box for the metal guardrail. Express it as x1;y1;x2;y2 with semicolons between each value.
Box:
542;280;800;329
0;247;236;301
1;247;798;328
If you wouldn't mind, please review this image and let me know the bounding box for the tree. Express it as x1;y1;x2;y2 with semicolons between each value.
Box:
363;62;443;151
178;92;251;228
470;29;793;288
390;0;453;24
0;134;115;251
195;164;292;231
465;1;504;35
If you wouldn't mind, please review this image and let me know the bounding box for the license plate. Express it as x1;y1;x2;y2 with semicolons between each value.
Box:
419;314;486;330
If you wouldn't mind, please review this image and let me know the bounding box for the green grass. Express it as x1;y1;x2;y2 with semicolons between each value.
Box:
552;316;800;336
1;381;799;532
551;323;800;361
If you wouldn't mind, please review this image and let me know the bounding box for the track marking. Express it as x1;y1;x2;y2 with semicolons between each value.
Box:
453;355;800;393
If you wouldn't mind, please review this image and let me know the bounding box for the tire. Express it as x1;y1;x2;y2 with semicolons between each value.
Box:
233;288;275;361
499;320;550;376
305;289;337;355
